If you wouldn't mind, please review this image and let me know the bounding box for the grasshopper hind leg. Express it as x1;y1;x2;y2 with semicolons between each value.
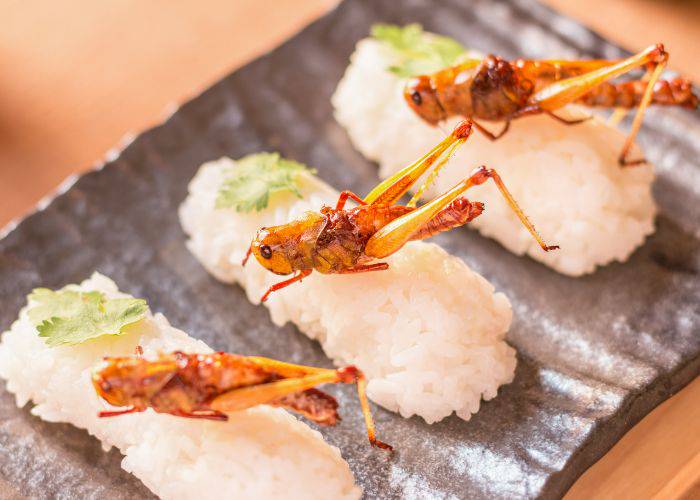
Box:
364;120;473;206
364;166;558;259
526;44;670;166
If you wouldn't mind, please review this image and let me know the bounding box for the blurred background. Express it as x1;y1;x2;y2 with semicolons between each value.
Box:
1;1;699;498
2;0;700;227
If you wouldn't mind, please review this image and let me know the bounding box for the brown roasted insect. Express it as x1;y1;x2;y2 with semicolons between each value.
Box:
243;120;558;302
92;350;392;450
404;44;698;166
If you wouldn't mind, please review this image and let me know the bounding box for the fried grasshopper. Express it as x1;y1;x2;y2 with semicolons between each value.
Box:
93;350;392;450
244;120;558;302
403;44;698;166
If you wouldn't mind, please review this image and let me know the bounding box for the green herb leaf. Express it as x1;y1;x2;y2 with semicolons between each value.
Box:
27;288;149;347
371;23;467;77
216;152;315;212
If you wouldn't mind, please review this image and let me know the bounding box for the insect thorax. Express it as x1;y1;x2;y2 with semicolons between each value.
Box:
312;205;412;273
469;55;531;120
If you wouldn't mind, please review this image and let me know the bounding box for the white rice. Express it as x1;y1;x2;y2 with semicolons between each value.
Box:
179;159;515;424
332;38;657;276
0;272;360;500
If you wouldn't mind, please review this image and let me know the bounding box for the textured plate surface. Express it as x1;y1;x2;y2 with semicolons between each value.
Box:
0;0;698;498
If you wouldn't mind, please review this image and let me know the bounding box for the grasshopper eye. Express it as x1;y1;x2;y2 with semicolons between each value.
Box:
411;91;422;105
260;245;272;259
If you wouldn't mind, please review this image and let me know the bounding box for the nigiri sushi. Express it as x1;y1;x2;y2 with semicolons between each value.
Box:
0;273;360;499
179;153;516;424
332;24;661;276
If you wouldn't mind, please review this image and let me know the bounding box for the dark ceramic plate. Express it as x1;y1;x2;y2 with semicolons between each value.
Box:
1;0;698;498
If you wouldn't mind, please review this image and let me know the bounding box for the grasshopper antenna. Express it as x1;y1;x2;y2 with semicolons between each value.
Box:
242;244;253;266
470;166;559;252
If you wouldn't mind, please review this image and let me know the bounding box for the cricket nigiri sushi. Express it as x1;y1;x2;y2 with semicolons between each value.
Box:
0;273;360;499
179;152;516;424
332;24;666;276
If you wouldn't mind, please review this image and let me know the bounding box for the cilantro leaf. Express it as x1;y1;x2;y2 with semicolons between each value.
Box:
371;23;467;77
216;152;315;212
27;288;149;347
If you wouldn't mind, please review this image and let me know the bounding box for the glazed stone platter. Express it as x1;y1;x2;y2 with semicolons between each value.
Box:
1;0;698;498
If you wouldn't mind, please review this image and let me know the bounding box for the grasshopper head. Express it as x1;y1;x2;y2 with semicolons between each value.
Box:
249;211;326;276
404;75;447;125
250;226;296;275
92;355;176;409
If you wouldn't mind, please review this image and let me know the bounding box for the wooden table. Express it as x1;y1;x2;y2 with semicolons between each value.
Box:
2;1;698;498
